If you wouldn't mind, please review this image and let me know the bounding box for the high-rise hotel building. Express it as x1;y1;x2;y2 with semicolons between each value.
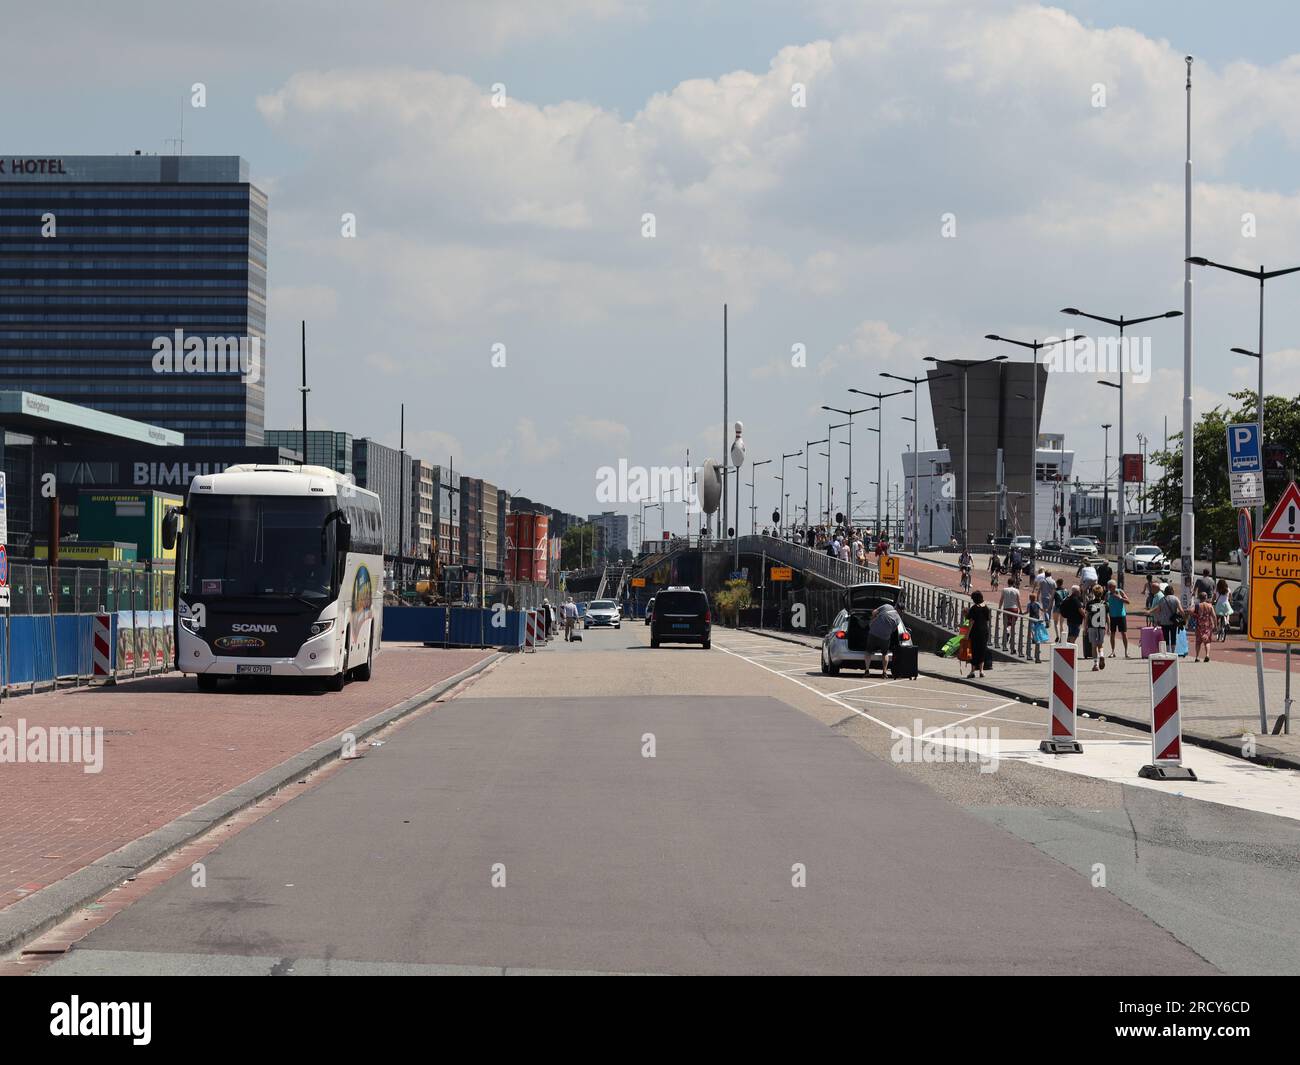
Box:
0;154;267;445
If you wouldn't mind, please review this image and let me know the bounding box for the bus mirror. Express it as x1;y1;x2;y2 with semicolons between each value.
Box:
162;508;180;550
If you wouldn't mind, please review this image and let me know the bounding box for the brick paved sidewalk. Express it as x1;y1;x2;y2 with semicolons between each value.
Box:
0;645;491;913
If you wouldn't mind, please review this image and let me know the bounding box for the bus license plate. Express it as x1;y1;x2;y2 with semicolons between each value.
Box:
235;664;271;675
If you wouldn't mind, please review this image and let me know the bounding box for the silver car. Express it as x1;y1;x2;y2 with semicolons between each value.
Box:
820;583;912;675
583;599;621;629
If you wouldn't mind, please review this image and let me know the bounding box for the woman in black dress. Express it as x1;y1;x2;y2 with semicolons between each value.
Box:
965;590;991;679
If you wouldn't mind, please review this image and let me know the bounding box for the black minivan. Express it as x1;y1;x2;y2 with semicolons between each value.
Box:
650;587;711;650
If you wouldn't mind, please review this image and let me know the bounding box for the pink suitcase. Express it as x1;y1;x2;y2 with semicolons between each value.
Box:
1140;626;1163;659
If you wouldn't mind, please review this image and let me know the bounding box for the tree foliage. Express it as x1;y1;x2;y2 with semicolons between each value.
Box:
713;578;753;626
1147;389;1300;558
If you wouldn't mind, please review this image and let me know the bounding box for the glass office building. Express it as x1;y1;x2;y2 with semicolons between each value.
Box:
0;154;267;446
264;429;353;476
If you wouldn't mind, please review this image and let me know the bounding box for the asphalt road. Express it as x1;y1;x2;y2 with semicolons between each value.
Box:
33;622;1300;975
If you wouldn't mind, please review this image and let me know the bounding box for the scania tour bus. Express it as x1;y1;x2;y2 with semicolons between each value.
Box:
161;464;383;691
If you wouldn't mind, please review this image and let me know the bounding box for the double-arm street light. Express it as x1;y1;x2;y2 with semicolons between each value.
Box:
827;421;850;524
923;355;1007;549
822;405;876;530
778;450;802;536
1057;308;1180;585
1189;257;1300;736
804;438;828;541
749;458;771;535
881;371;950;555
848;388;910;540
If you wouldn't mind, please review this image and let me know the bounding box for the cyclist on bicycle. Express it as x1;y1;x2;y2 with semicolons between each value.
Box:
958;548;973;592
988;553;1002;589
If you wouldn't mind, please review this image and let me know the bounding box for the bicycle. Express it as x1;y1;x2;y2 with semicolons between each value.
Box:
959;567;972;594
989;569;1000;591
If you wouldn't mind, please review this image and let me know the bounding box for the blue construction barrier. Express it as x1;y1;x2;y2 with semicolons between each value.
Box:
383;606;526;648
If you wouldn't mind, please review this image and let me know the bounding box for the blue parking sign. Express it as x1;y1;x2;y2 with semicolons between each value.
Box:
1227;423;1262;475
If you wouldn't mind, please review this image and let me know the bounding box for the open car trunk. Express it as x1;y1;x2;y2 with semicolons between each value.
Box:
846;611;872;651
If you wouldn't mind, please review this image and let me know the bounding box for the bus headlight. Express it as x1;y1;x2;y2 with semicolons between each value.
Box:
179;616;200;633
309;619;335;638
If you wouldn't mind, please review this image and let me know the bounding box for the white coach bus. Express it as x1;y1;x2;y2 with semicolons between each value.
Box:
161;464;383;691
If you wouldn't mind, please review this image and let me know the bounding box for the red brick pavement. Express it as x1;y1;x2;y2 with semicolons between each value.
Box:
896;554;1299;672
0;646;490;912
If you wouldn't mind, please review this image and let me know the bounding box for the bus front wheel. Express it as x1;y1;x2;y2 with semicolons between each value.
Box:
352;625;373;682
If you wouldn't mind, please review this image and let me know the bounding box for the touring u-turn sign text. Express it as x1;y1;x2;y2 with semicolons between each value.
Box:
1248;542;1300;642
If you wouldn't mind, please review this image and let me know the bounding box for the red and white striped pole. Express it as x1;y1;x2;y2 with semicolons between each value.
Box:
524;609;537;653
1040;643;1083;754
1139;654;1197;781
92;613;113;682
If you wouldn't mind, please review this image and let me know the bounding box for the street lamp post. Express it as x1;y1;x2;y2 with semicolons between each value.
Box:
1101;423;1112;550
984;333;1089;570
923;355;1007;549
749;458;771;536
822;406;875;530
882;371;950;555
848;388;910;541
778;450;801;537
1190;257;1300;736
805;437;828;541
1057;309;1180;586
828;422;849;525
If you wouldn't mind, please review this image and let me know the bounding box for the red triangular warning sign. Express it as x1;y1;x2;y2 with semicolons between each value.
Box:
1258;482;1300;541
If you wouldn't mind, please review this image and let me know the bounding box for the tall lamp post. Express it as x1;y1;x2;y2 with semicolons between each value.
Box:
1189;257;1300;737
923;355;1007;549
1056;309;1179;586
881;371;950;555
1101;423;1112;550
827;422;849;524
848;388;910;541
749;458;771;535
983;333;1088;569
805;437;828;541
822;405;875;528
778;450;801;537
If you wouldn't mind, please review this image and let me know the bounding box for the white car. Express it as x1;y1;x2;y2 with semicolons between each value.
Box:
583;599;621;629
1067;537;1096;557
1010;535;1041;553
1123;544;1170;575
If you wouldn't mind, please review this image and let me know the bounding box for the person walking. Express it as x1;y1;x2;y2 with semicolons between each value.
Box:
1144;574;1160;610
1026;596;1045;664
1078;560;1099;602
1194;568;1215;600
1059;584;1085;647
998;581;1021;650
1095;557;1113;589
965;590;991;680
1053;578;1068;642
1106;579;1131;658
1087;585;1108;670
563;596;579;641
1194;591;1216;661
1153;584;1184;653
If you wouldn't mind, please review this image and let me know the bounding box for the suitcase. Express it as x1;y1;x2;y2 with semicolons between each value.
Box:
571;629;583;642
1139;626;1162;658
889;645;919;679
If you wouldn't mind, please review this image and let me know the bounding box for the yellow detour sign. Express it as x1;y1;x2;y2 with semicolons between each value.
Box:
770;566;793;582
1248;543;1300;642
631;577;646;587
880;554;900;584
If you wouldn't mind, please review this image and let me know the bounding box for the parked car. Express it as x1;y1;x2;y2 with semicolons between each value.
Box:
644;596;655;625
1123;544;1171;575
649;587;711;649
583;599;621;629
1010;535;1041;553
821;583;912;675
1231;582;1248;632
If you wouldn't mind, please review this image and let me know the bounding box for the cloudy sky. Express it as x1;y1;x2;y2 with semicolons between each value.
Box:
7;0;1300;532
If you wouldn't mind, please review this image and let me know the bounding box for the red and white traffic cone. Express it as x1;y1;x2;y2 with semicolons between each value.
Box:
1139;654;1197;781
1040;643;1083;754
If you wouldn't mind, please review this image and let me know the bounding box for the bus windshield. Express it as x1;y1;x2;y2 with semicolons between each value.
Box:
184;494;336;601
